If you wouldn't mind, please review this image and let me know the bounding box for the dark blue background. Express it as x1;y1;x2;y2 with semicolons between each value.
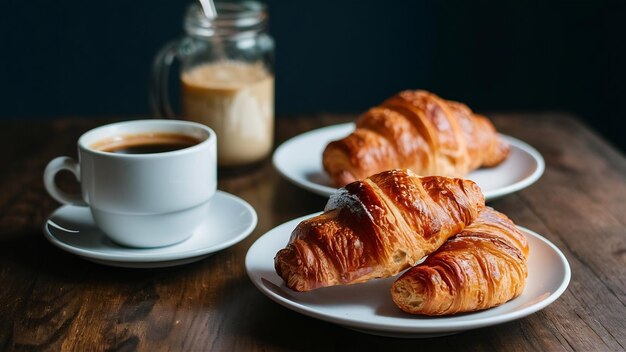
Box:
1;0;624;150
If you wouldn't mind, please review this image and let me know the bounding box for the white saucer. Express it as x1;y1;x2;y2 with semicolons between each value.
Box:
273;123;545;201
44;191;257;268
246;213;571;338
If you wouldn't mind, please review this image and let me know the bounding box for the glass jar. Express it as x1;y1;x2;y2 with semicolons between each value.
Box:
151;1;274;171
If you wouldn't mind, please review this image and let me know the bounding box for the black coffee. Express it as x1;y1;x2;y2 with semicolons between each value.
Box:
92;133;202;154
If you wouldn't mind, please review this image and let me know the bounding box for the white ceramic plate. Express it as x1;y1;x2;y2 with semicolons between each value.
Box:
44;191;257;268
273;123;545;201
246;213;571;338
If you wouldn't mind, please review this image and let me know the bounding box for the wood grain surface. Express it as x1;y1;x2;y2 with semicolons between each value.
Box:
0;113;624;351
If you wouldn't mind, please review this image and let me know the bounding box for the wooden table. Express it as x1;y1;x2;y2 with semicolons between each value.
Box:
0;113;624;351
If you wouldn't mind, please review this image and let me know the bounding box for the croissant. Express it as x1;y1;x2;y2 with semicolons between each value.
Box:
391;207;529;316
323;90;510;187
274;169;485;292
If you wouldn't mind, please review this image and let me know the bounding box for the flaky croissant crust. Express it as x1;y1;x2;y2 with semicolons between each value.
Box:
391;207;529;316
274;169;485;292
323;90;510;187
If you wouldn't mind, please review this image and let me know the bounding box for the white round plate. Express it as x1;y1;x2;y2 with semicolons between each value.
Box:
44;191;257;268
246;214;571;338
273;123;545;201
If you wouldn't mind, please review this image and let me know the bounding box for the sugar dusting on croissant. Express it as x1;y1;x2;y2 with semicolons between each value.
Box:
323;90;510;187
274;169;485;292
391;207;529;315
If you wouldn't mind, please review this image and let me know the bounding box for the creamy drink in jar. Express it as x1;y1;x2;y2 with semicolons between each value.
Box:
181;61;274;168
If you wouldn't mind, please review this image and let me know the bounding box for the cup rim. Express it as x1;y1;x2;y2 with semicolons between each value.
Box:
78;119;216;158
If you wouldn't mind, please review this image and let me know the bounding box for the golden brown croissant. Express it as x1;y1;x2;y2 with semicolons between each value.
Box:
323;90;510;187
274;169;485;292
391;207;529;315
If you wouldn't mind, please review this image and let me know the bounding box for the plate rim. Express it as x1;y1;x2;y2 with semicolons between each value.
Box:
272;122;545;200
487;135;545;200
245;213;571;335
43;190;258;263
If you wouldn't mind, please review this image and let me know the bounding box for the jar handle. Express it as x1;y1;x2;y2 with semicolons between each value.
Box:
150;39;181;118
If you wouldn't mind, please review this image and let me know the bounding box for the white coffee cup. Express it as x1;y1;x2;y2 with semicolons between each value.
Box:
44;119;217;248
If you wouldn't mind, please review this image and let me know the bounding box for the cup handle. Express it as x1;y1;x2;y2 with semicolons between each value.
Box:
43;156;87;206
150;39;182;118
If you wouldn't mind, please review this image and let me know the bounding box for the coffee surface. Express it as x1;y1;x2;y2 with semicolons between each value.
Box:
92;133;202;154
